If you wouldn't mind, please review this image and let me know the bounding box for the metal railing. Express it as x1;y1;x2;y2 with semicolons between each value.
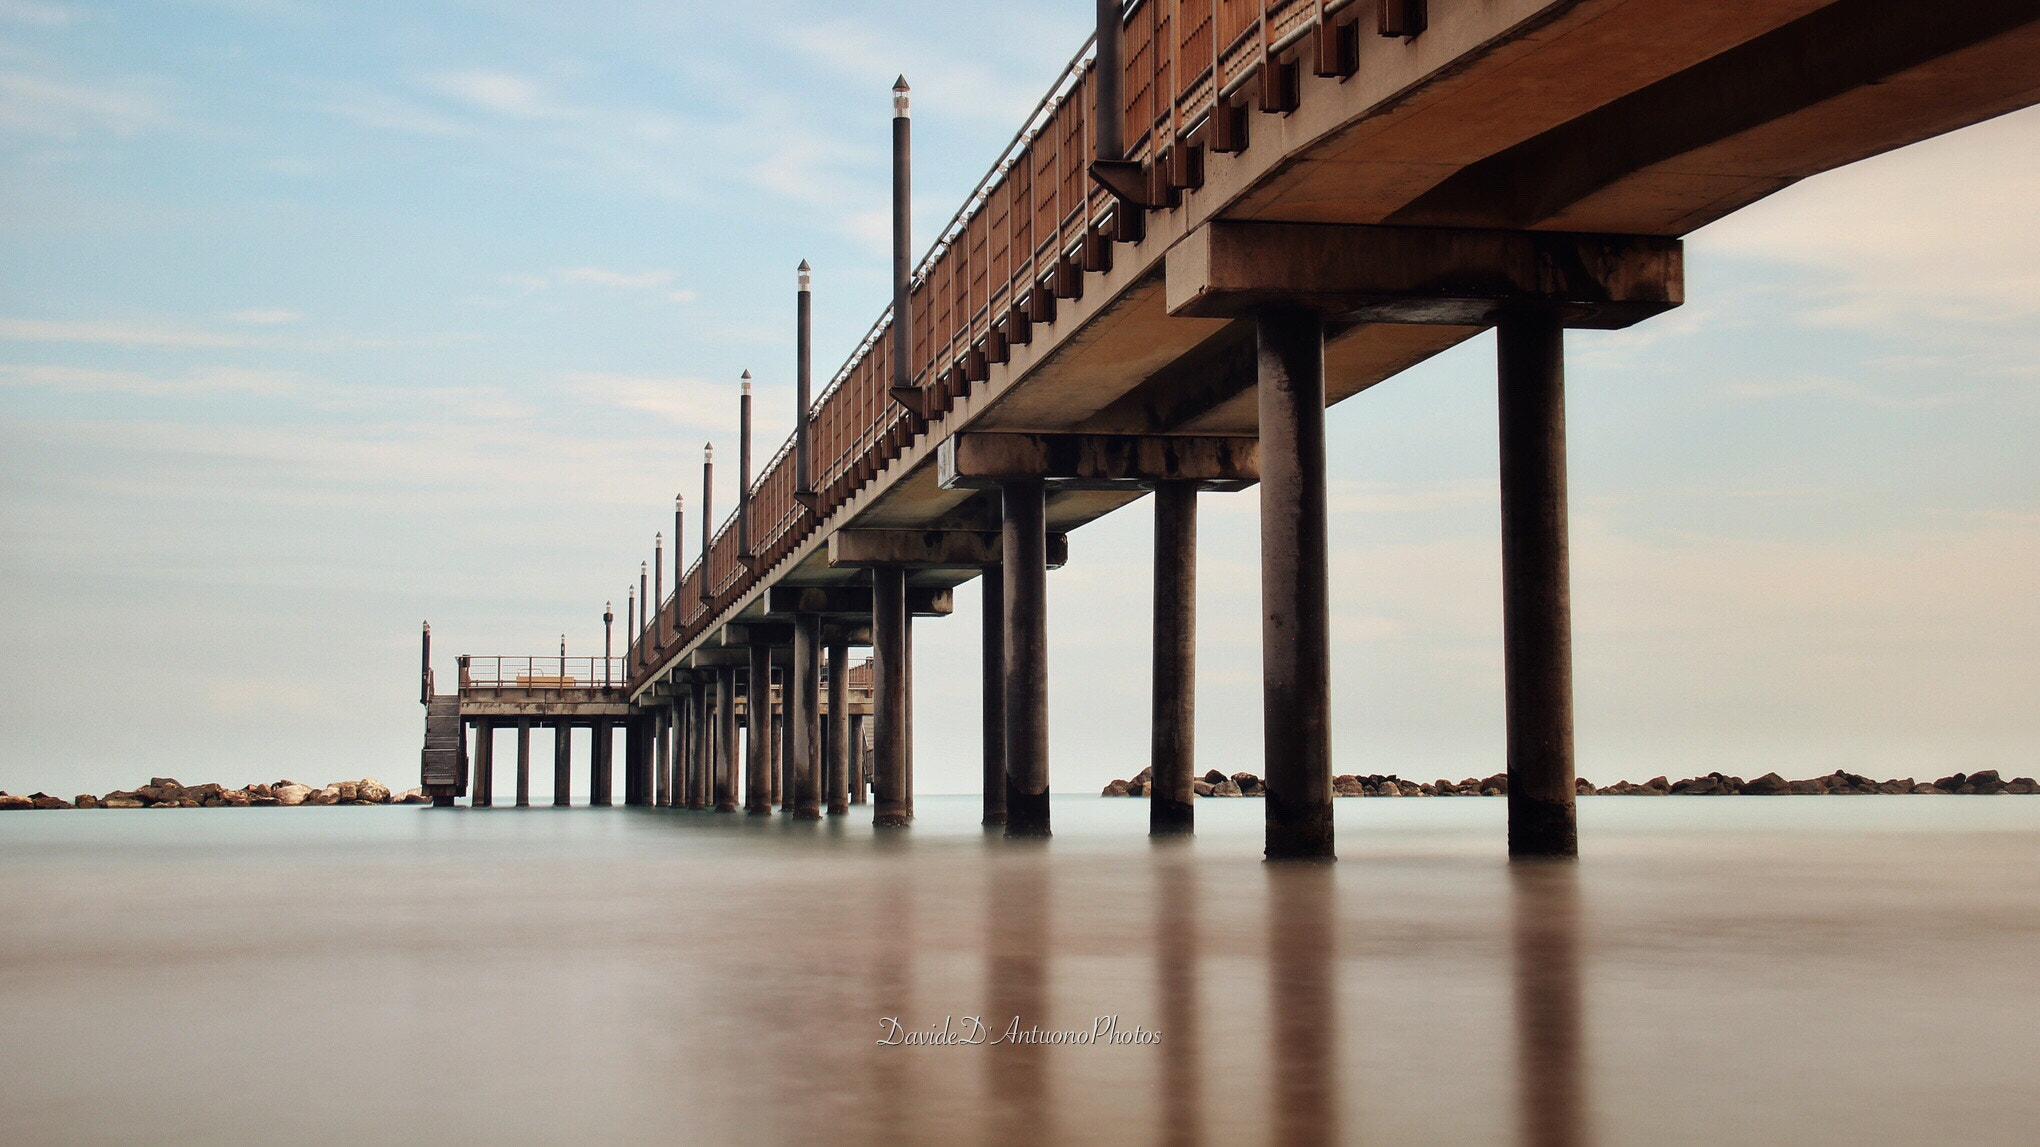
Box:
460;656;631;691
640;0;1389;684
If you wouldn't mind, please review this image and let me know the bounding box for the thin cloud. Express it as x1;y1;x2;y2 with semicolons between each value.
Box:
0;362;301;397
0;317;251;348
569;371;739;434
0;72;170;138
223;308;303;325
0;1;76;28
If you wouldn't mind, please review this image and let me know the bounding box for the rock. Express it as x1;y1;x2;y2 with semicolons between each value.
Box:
1875;780;1909;795
0;794;33;810
1210;778;1242;797
219;789;253;806
1193;780;1215;797
1481;774;1509;794
332;781;358;802
1125;780;1146;797
1373;780;1399;797
103;798;145;808
251;796;280;806
1132;766;1154;784
397;788;429;804
307;787;341;806
1934;773;1967;792
134;785;169;803
149;777;182;790
2008;777;2037;795
1788;777;1828;795
1103;780;1130;796
1334;778;1364;797
356;778;392;804
74;794;102;809
1911;783;1939;794
273;784;313;806
1968;770;2006;795
1202;770;1228;786
1740;772;1791;796
104;789;143;804
1574;777;1595;795
1231;772;1265;797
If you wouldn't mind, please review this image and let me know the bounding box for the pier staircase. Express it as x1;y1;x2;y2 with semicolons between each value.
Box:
420;695;466;807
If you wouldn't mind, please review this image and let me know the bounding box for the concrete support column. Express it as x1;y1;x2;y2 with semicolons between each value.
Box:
622;717;643;806
472;720;494;808
1002;479;1050;838
826;635;850;815
873;566;911;827
773;705;789;814
849;714;868;805
792;615;822;820
515;719;532;808
1257;307;1333;861
592;720;613;806
691;681;709;809
715;669;739;812
1497;313;1578;859
981;564;1008;827
654;708;671;807
1151;480;1198;835
553;724;571;807
746;646;772;815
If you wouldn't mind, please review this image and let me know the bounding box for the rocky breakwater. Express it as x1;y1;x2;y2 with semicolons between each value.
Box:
1103;767;2038;798
0;776;432;810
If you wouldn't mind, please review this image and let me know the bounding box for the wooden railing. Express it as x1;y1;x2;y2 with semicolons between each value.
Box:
639;0;1395;685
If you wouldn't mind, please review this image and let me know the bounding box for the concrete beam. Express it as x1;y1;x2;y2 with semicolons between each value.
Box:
937;432;1258;492
1166;221;1682;330
827;529;1069;570
765;585;955;618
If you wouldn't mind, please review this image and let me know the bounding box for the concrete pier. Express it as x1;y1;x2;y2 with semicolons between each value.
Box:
872;566;910;827
746;647;771;815
1002;479;1050;838
826;634;850;815
515;719;531;808
1257;307;1333;861
792;614;822;820
849;714;867;805
980;564;1007;827
716;668;738;812
472;720;494;808
1497;313;1578;859
1150;481;1197;836
592;718;613;807
553;724;571;807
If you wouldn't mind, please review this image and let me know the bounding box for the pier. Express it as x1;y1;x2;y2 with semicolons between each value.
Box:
420;0;2040;859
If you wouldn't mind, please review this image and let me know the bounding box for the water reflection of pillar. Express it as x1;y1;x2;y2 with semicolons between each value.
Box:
986;857;1051;1142
1156;852;1202;1147
1270;864;1338;1147
1511;863;1592;1147
871;853;914;1135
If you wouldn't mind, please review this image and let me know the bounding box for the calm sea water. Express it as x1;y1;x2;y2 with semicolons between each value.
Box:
3;795;2037;1145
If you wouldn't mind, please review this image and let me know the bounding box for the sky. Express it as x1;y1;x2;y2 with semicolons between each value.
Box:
1;1;2035;802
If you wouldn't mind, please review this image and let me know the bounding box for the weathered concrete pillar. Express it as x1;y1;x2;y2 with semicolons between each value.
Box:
472;720;494;808
591;719;613;806
873;566;911;826
1002;479;1051;837
746;647;772;815
553;724;572;807
691;680;709;809
1152;480;1198;835
1498;313;1578;859
654;707;671;808
515;719;532;808
849;713;868;805
981;564;1008;827
826;634;850;815
792;614;822;820
716;669;739;812
1258;307;1333;861
622;716;644;806
773;704;789;814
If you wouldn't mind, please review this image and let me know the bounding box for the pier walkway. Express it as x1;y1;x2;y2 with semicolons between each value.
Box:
422;0;2040;856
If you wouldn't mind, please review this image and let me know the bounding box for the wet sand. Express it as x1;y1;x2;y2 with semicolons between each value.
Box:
2;796;2036;1144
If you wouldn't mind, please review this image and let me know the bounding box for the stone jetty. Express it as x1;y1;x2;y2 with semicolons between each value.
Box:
1102;767;2038;798
0;777;431;810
